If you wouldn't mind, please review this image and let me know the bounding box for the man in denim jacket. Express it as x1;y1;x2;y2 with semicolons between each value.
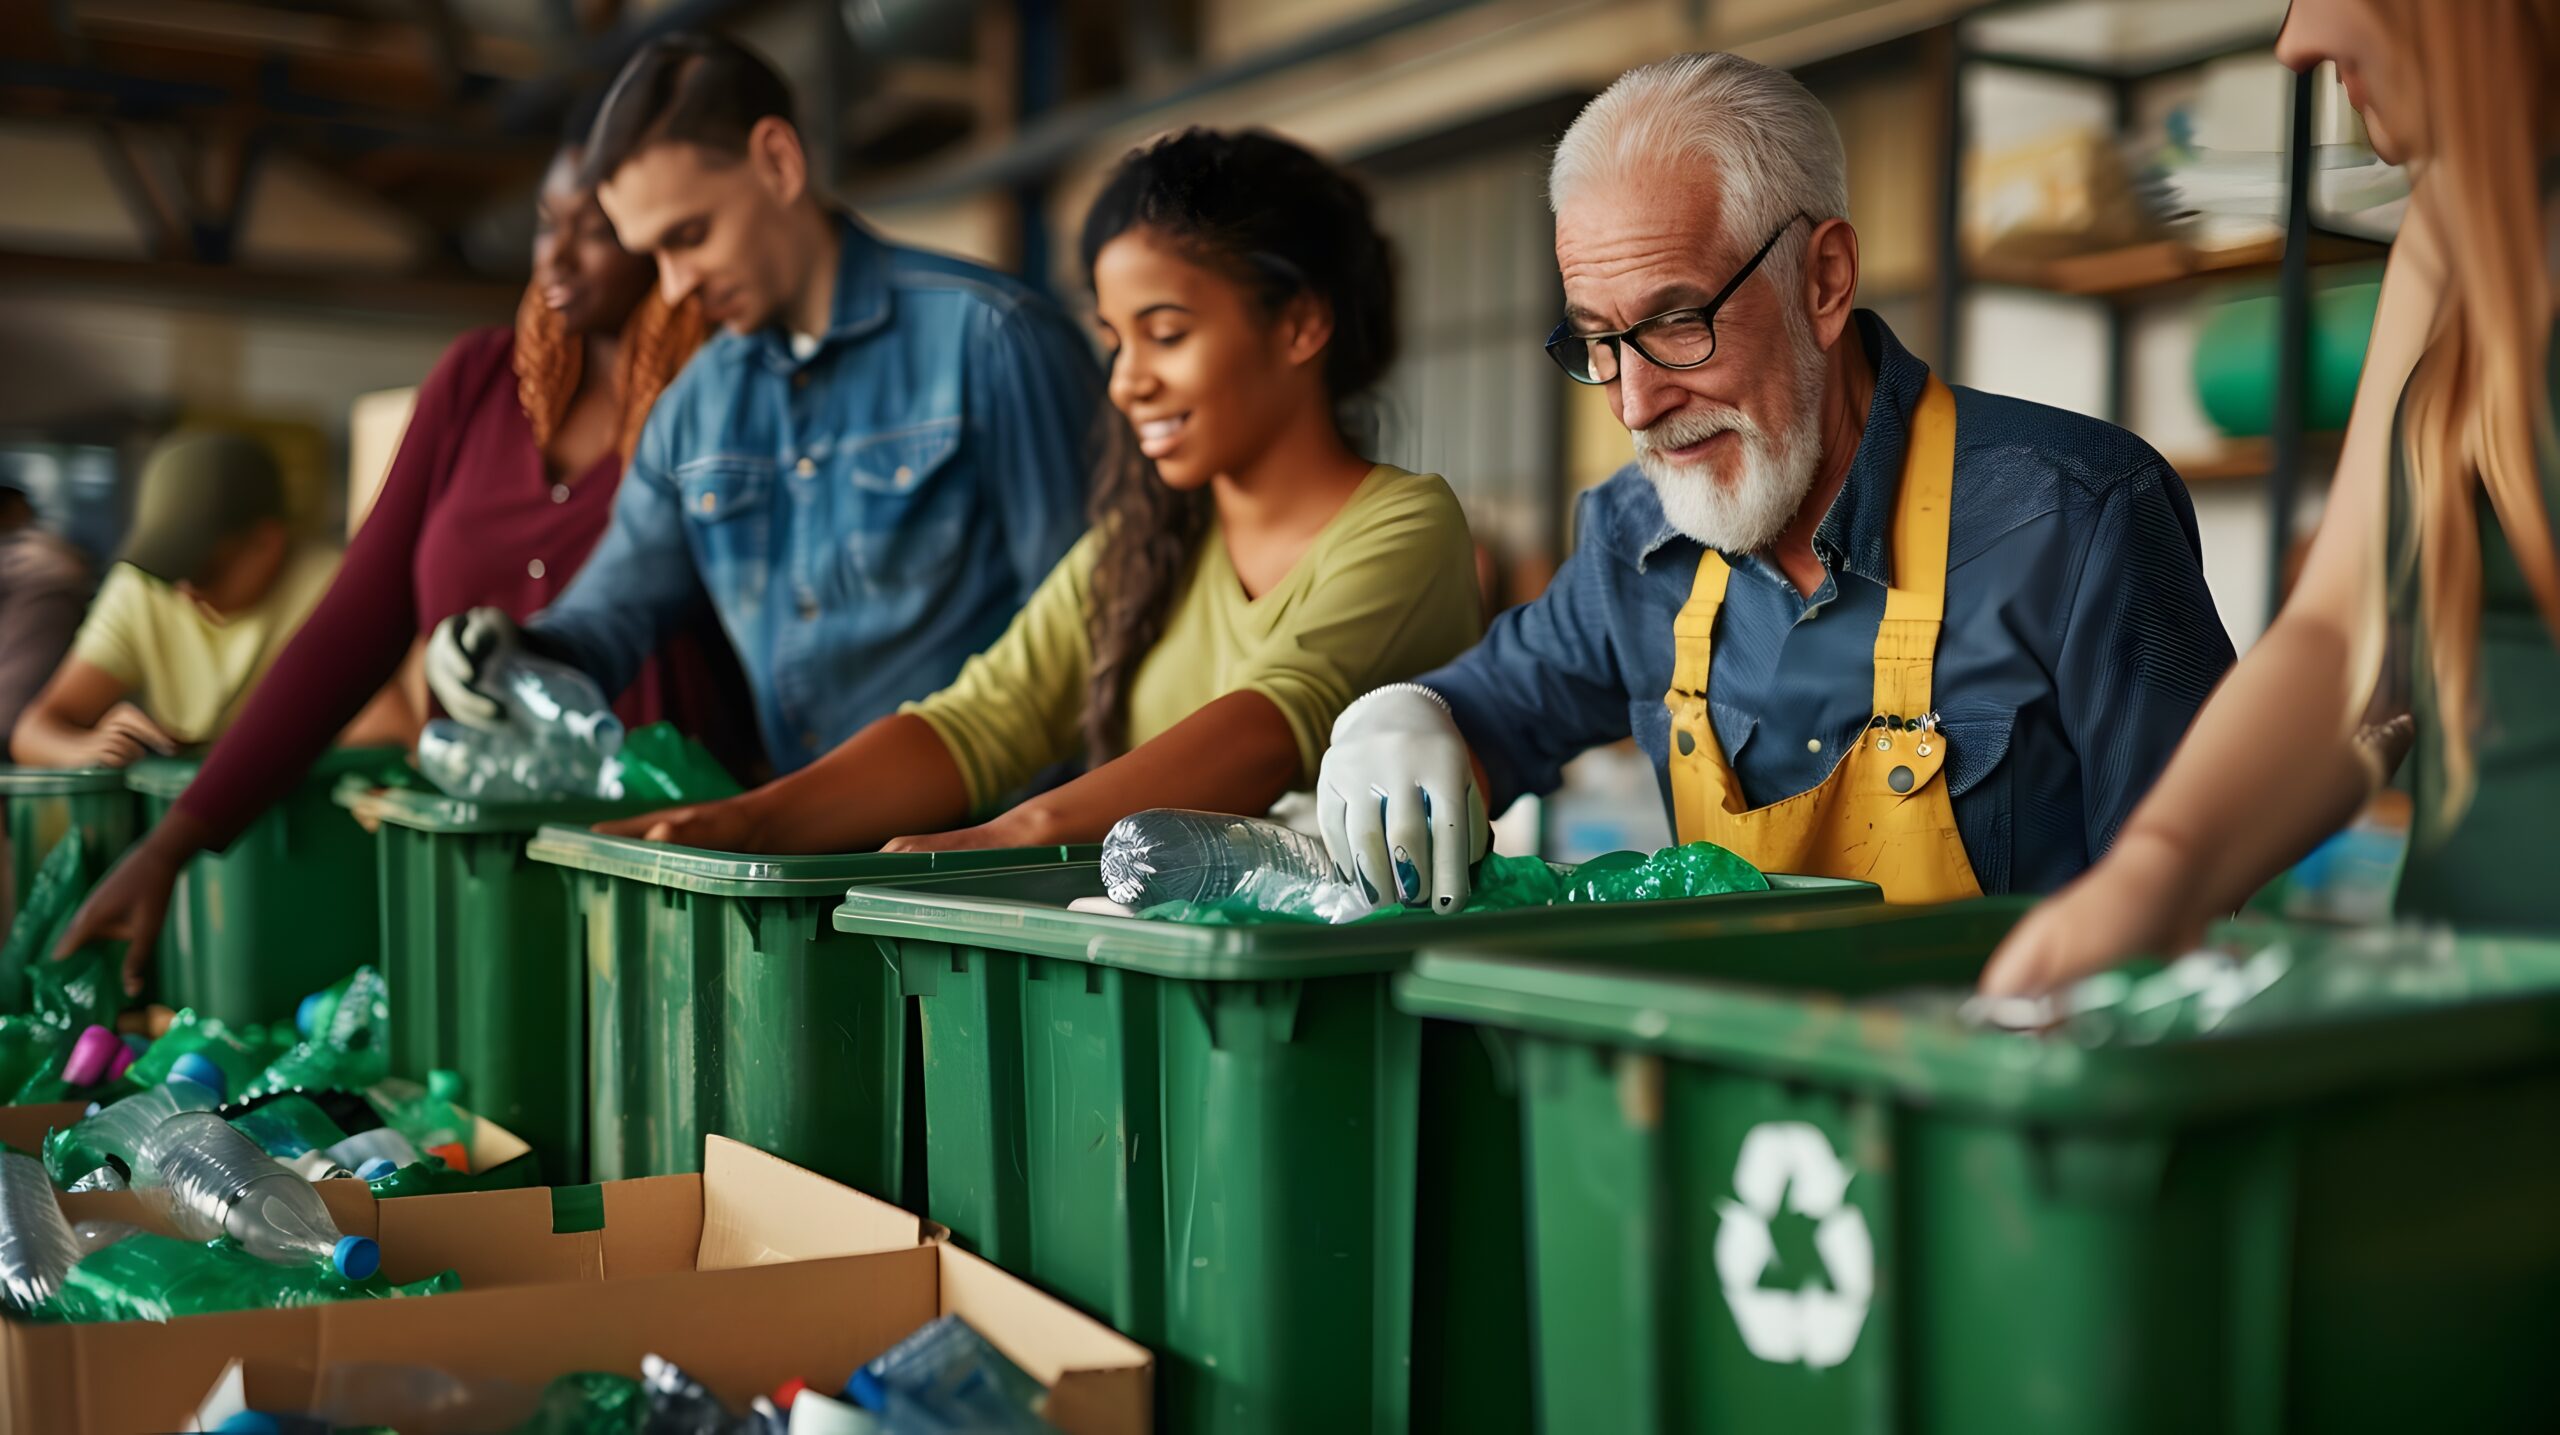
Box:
429;33;1096;774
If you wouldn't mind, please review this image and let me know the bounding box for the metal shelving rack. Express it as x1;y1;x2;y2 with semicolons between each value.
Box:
1934;3;2394;620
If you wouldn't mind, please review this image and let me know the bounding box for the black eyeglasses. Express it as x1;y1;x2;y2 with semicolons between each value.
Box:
1543;213;1812;385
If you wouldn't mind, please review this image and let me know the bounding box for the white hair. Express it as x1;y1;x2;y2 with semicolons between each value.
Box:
1550;52;1849;273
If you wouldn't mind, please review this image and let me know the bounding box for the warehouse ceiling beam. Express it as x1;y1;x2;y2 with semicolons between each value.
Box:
858;0;1502;207
495;0;771;136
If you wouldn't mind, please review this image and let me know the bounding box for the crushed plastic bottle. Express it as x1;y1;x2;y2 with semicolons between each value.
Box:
511;1372;648;1435
0;831;98;1013
120;1009;286;1096
40;1228;452;1323
244;966;391;1099
1131;840;1769;927
369;1068;471;1171
417;650;626;802
0;1151;80;1309
326;1127;420;1174
141;1110;379;1277
228;1094;354;1162
846;1315;1050;1433
1100;810;1378;924
612;722;744;805
641;1353;764;1434
45;1080;221;1185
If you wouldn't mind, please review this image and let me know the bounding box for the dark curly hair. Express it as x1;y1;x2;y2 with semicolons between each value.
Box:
1075;127;1398;760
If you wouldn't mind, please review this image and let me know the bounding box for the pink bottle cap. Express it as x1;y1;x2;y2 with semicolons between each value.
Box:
62;1026;123;1088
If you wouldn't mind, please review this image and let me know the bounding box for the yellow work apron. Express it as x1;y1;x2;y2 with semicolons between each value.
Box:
1662;374;1983;904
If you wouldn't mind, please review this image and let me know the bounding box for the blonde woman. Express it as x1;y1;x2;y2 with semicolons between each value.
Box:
1983;0;2560;993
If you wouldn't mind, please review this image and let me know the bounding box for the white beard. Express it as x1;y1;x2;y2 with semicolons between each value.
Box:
1631;316;1827;555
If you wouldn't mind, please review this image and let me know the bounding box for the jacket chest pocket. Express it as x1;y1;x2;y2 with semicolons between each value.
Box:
1934;699;2016;893
676;458;775;612
841;418;966;593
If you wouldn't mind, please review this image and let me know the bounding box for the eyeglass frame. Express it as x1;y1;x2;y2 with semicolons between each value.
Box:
1542;212;1815;385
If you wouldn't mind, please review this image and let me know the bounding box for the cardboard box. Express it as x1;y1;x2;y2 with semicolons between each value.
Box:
0;1101;537;1186
3;1137;1152;1435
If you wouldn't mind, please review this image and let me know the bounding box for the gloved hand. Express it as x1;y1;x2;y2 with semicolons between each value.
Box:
425;607;528;730
1316;683;1489;914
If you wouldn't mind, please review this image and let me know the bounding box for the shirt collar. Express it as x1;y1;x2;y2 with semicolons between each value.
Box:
1621;309;1932;587
752;212;893;370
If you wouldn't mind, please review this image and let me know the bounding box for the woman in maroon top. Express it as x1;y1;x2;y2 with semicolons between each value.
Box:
64;143;752;993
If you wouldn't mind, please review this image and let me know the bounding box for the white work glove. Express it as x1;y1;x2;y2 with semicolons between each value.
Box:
425;607;525;730
1316;683;1489;915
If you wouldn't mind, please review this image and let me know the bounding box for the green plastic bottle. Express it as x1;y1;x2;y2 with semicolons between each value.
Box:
243;967;390;1100
38;1231;457;1323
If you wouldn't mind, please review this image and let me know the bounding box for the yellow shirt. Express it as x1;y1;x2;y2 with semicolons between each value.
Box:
68;546;337;746
910;464;1482;809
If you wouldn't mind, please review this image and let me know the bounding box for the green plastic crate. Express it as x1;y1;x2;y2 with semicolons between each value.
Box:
0;766;142;940
1394;900;2560;1433
338;781;671;1184
127;749;404;1025
524;828;1096;1197
830;863;1880;1434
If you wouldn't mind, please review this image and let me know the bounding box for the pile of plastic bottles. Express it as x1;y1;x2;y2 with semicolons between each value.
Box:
0;966;505;1324
1100;809;1770;926
414;651;743;805
202;1315;1056;1434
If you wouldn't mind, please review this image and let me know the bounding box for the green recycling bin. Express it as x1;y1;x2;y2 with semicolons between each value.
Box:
338;781;670;1184
525;827;1095;1196
830;861;1879;1435
128;748;404;1025
0;766;141;943
1394;900;2560;1434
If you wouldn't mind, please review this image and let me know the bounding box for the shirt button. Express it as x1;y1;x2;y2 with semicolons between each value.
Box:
550;484;571;504
697;492;717;516
893;465;913;486
796;456;816;477
527;559;547;580
1807;738;1823;755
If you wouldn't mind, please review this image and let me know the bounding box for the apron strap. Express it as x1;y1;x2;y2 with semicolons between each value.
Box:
1872;375;1959;721
1672;550;1732;697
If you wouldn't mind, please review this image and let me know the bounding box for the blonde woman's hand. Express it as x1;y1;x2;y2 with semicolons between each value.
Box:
1977;829;2207;998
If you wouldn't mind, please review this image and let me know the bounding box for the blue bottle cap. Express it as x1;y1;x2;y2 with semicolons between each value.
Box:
83;1102;102;1118
332;1235;380;1281
296;991;325;1038
214;1413;281;1435
356;1157;398;1181
167;1052;227;1099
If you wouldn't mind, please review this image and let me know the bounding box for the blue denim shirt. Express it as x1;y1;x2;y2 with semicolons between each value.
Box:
530;216;1099;773
1422;313;2235;893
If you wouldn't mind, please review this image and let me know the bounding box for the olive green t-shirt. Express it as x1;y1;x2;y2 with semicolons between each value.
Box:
909;464;1482;809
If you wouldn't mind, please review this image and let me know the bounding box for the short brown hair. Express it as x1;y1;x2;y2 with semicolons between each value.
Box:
577;32;796;189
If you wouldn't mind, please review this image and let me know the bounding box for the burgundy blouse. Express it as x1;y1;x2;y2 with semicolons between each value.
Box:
179;327;752;845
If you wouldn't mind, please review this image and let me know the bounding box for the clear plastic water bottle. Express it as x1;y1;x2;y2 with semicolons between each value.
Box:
141;1111;380;1278
0;1151;80;1309
845;1314;1049;1432
1099;810;1377;922
67;1081;220;1183
640;1353;761;1434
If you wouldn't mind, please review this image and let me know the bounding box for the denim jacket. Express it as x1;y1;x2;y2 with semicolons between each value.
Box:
530;215;1100;772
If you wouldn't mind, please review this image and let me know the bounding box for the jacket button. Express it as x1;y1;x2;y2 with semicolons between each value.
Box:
893;465;913;486
1889;765;1915;794
551;484;571;504
527;559;547;580
1806;738;1822;754
796;456;816;477
697;492;717;516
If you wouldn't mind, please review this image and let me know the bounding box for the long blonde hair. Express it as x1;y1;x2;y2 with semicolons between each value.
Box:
2374;0;2560;820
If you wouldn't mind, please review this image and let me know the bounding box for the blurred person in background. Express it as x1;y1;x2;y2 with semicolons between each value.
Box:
425;32;1097;781
0;476;92;744
1984;0;2560;994
1316;53;2233;912
10;430;410;770
56;134;741;993
597;129;1482;855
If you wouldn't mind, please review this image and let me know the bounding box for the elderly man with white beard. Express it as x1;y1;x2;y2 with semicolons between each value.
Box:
1316;51;2235;910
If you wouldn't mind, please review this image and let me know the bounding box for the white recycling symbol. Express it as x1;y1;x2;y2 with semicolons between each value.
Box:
1714;1121;1874;1370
